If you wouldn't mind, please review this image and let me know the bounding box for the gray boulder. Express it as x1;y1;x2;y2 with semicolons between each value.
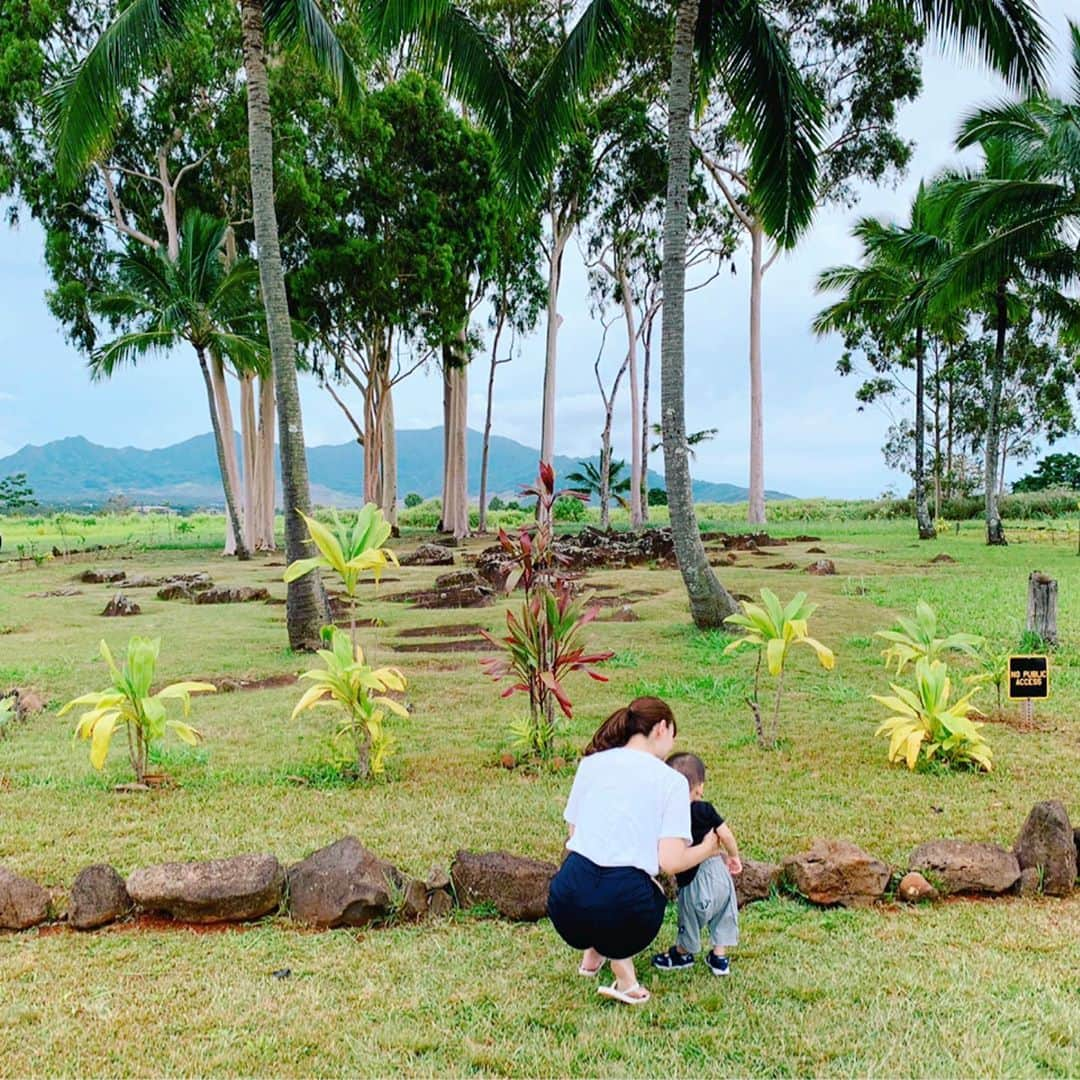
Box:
127;853;284;923
69;864;131;930
1014;801;1076;897
102;593;141;616
194;586;270;605
783;839;890;907
287;837;400;928
0;866;50;930
909;839;1019;895
450;850;557;921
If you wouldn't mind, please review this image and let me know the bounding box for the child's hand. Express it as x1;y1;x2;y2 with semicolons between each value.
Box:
725;855;743;875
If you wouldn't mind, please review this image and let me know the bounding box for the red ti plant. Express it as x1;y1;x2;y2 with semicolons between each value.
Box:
481;464;613;758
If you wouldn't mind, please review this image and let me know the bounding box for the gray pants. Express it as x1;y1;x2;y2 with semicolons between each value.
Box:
676;856;739;954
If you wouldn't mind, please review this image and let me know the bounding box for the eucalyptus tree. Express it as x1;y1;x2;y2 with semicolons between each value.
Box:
46;0;520;646
696;0;925;526
518;0;1047;627
91;212;267;556
814;183;955;539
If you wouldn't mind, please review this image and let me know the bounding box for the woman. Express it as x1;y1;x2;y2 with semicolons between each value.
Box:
547;697;721;1005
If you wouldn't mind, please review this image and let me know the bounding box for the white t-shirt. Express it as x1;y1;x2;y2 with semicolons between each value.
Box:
563;747;692;876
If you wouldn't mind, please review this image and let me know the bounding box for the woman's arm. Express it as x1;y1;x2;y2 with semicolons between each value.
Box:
657;831;721;876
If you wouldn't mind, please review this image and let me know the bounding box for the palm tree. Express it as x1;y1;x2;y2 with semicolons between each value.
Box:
917;136;1077;544
91;212;265;558
516;0;1047;627
814;183;954;540
567;458;632;528
46;0;519;647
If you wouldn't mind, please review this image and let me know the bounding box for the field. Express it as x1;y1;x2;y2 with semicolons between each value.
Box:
1;513;1078;1076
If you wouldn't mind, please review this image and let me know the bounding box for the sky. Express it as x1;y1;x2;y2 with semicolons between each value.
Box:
1;1;1077;501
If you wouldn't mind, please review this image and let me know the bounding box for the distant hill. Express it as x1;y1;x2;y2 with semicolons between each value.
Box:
0;428;795;507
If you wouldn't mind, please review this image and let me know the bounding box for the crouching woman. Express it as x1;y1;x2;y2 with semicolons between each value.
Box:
547;696;720;1005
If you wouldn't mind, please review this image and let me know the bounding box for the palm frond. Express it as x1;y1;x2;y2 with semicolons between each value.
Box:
513;0;634;200
905;0;1049;92
705;0;824;247
266;0;362;109
90;330;180;379
44;0;198;186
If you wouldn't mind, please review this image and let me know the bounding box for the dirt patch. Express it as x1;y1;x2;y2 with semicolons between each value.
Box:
391;638;490;654
191;673;299;693
580;590;660;608
397;623;487;638
976;709;1056;734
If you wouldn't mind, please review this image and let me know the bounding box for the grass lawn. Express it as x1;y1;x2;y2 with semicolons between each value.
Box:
1;516;1078;1076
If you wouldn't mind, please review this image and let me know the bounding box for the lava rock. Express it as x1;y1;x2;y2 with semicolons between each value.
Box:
733;859;783;906
0;865;50;930
909;840;1020;896
399;543;456;567
783;839;891;907
81;568;126;584
102;593;141;617
287;837;401;929
805;559;837;576
450;850;558;921
897;871;939;903
69;864;131;930
1014;801;1076;897
194;586;270;605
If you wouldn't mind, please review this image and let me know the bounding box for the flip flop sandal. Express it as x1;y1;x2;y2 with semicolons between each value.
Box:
578;956;607;977
597;982;651;1006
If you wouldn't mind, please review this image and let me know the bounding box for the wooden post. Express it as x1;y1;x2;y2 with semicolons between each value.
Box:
1026;572;1058;647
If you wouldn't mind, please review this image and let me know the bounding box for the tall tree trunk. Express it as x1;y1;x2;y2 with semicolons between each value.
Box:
933;344;942;520
985;283;1008;545
240;372;258;551
241;0;323;645
441;337;469;539
197;347;247;558
946;363;954;499
660;0;738;628
478;305;506;534
914;324;936;539
539;210;570;524
747;221;767;526
617;261;643;528
256;371;276;549
641;305;655;522
380;382;397;526
209;355;249;559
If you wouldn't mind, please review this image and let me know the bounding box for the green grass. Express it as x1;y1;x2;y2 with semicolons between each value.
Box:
1;518;1078;1076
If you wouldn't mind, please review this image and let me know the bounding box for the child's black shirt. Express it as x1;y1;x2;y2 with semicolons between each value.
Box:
675;800;725;888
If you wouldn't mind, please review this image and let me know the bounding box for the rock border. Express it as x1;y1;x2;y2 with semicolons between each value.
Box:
1;801;1075;934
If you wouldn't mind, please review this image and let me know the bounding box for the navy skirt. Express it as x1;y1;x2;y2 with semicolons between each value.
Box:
547;852;667;960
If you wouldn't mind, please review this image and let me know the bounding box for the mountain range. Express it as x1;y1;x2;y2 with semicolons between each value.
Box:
0;428;794;507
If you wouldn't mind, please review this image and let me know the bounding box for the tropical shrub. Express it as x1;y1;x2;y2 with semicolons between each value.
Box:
284;505;397;643
875;600;983;674
480;464;612;758
404;492;423;508
553;495;587;522
59;638;215;783
873;658;991;771
487;495;505;511
292;627;407;779
647;487;668;506
724;589;836;749
965;646;1008;717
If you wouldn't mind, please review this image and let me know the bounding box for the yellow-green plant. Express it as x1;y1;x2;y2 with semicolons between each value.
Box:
874;600;983;674
965;645;1009;717
873;657;991;771
59;638;215;783
724;589;835;749
291;627;407;779
284;505;398;645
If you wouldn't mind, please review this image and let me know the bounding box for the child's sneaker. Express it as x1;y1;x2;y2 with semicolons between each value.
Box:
651;946;694;971
706;953;730;976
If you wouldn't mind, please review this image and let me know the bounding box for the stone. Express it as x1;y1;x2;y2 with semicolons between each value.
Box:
287;836;401;929
102;593;141;616
425;867;451;892
0;866;50;930
26;587;83;598
783;839;891;907
427;889;454;918
389;570;496;609
1017;867;1041;897
194;586;270;605
402;878;430;920
806;546;827;554
930;553;956;564
608;604;639;622
400;543;456;567
805;559;837;576
1014;801;1076;897
157;583;195;601
81;568;126;583
1075;829;1080;881
733;859;782;906
126;853;284;923
898;871;939;903
909;839;1020;896
127;572;212;590
69;864;131;930
450;850;557;921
